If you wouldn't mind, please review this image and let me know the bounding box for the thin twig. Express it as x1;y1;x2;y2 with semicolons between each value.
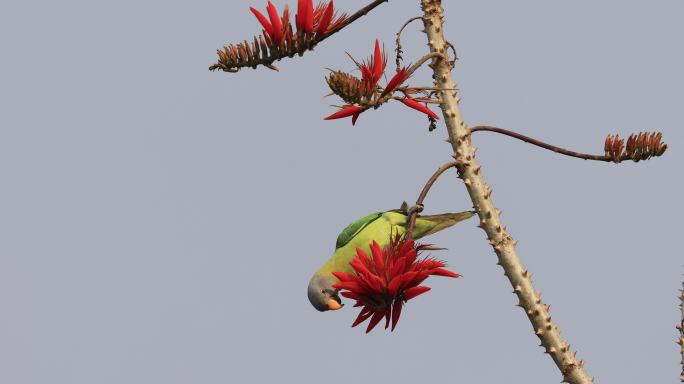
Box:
470;125;667;163
405;160;459;239
470;125;614;162
390;96;441;104
395;16;422;70
420;1;593;382
211;0;389;72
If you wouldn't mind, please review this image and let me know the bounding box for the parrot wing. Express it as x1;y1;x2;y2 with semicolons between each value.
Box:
335;211;384;249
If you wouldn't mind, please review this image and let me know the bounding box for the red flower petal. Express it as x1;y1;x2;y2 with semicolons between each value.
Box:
390;257;406;279
383;307;392;329
403;286;431;301
366;310;385;333
304;0;314;33
332;281;364;293
391;300;402;331
351;111;361;126
316;1;334;35
331;271;355;282
360;64;373;83
370;241;385;273
281;6;292;42
352;307;373;328
401;97;440;120
399;271;418;289
430;268;461;278
324;105;364;120
400;239;415;255
408;271;429;287
266;2;284;44
296;0;306;32
372;39;384;85
367;274;385;294
250;7;274;41
341;291;363;301
403;248;418;267
418;259;446;270
388;275;401;296
381;68;408;97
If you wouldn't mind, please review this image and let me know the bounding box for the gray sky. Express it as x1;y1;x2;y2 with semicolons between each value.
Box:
1;1;682;383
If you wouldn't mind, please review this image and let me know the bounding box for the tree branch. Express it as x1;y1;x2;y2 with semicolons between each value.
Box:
210;0;389;72
470;125;667;163
419;1;593;383
679;278;684;382
395;16;422;69
471;126;610;161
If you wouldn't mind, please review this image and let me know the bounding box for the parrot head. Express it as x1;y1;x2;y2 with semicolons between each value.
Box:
307;275;344;311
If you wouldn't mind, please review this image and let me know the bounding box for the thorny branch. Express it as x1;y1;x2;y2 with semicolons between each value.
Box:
679;279;684;382
420;1;594;382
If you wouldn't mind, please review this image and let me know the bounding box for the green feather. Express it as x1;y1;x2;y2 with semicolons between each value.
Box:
335;211;383;249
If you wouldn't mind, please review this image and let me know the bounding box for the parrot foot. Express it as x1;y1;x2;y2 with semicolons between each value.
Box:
407;203;424;216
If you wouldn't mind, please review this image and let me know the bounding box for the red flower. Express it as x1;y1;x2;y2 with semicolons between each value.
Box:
332;237;460;333
358;39;387;91
251;0;342;43
324;105;365;121
401;97;440;120
381;68;409;97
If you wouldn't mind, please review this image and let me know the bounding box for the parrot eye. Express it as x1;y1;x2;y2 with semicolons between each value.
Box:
321;289;326;294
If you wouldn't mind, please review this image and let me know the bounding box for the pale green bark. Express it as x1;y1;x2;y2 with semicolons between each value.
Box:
419;1;593;382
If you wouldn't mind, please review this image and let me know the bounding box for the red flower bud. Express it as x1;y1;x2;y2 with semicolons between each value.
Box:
401;97;439;120
316;1;335;35
324;105;365;121
381;68;408;97
266;1;284;44
249;7;274;41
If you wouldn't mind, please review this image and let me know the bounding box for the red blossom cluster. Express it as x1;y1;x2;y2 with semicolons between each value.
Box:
212;1;347;72
250;0;343;45
332;237;460;333
324;40;439;125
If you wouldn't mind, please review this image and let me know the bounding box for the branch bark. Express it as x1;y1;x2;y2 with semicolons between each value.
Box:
419;1;593;382
679;279;684;382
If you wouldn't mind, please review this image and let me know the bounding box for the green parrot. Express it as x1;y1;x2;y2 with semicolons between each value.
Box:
307;205;475;311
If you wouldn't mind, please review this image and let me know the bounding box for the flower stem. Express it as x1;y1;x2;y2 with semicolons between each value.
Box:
419;1;593;382
470;125;615;162
405;160;460;239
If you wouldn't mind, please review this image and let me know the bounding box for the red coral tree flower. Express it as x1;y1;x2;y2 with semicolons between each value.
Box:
324;39;440;124
332;237;460;333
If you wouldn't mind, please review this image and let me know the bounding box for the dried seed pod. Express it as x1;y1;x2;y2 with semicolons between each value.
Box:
326;71;373;104
605;132;667;163
604;134;625;163
625;132;668;162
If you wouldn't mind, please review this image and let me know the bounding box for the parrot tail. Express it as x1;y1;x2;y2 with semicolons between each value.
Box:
412;211;476;239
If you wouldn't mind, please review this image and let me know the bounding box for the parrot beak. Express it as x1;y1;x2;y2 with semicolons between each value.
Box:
326;298;344;311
